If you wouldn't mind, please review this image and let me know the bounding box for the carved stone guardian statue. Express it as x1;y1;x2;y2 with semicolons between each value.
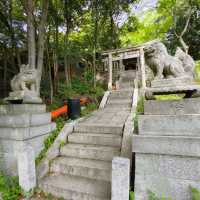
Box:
5;64;42;103
144;41;200;99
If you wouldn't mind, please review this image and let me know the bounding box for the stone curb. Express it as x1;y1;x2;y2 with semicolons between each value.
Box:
99;91;110;109
36;120;79;181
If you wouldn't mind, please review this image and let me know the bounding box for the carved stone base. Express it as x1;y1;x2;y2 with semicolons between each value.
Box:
151;77;193;88
5;91;42;104
145;84;200;100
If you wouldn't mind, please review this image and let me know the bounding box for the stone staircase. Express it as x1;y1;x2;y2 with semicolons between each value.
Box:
39;70;135;200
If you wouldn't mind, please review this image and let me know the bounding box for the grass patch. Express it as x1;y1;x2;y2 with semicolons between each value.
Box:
134;96;144;132
155;94;184;101
130;191;134;200
0;172;22;200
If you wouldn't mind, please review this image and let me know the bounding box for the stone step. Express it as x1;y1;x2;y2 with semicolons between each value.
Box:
109;90;133;99
107;99;132;106
132;135;200;157
39;174;110;200
60;143;120;161
68;133;122;147
119;82;134;89
106;103;131;109
74;124;123;135
50;157;111;181
144;98;200;115
139;114;200;136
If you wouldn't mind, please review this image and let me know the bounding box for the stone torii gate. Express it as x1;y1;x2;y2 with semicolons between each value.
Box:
101;44;146;90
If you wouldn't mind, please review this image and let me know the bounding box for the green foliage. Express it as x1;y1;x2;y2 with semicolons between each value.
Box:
134;96;144;132
129;191;134;200
35;117;65;165
195;61;200;84
81;103;97;116
191;187;200;200
155;94;184;101
148;191;172;200
0;172;22;200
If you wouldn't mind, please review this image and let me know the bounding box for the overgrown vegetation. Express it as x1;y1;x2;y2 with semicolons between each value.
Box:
0;172;22;200
35;117;65;165
130;191;134;200
191;187;200;200
134;96;144;132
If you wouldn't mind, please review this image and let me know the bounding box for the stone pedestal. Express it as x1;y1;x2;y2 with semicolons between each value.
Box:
133;98;200;200
112;157;130;200
0;104;56;176
145;77;200;99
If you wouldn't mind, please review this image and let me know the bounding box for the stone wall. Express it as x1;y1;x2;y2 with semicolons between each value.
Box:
133;98;200;200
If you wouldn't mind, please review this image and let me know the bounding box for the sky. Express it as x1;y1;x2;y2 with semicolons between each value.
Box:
133;0;158;15
118;0;158;26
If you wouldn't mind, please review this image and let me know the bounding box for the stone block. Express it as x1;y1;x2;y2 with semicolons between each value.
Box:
132;135;200;157
139;114;200;136
134;169;200;200
99;91;110;109
112;157;130;200
135;154;200;182
151;77;193;88
0;104;46;115
17;143;36;192
144;98;200;115
120;115;134;159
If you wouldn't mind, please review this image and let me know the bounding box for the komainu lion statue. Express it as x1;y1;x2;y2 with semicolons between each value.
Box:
144;41;195;80
11;64;38;92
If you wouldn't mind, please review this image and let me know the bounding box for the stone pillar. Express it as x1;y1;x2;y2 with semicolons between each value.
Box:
108;53;113;90
17;142;36;192
112;157;130;200
140;48;146;90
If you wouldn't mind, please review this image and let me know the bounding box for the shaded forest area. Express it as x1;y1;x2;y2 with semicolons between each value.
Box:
0;0;200;107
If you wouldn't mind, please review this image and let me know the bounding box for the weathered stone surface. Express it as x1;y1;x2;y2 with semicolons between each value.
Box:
144;41;195;80
0;113;51;128
51;157;111;181
144;98;200;115
61;144;120;161
0;123;55;140
138;114;200;136
39;174;111;200
99;91;110;109
135;154;200;181
0;104;46;114
132;135;200;157
17;142;36;192
37;121;76;181
68;133;122;147
151;77;193;88
6;64;42;104
145;84;200;99
135;171;200;200
112;157;130;200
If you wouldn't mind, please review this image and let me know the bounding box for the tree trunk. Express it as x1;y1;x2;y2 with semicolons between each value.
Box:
64;28;71;86
36;0;49;94
179;36;189;54
3;48;8;97
25;0;36;69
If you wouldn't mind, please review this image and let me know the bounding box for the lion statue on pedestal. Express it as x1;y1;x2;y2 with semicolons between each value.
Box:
144;41;195;80
11;64;38;92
